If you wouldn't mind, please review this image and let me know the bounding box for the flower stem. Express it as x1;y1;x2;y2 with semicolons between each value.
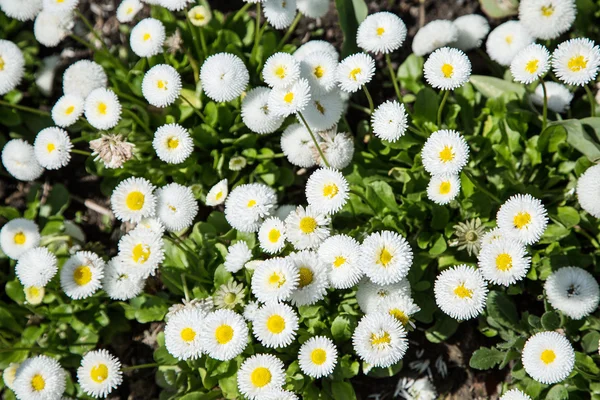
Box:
539;78;548;131
362;85;374;115
0;100;50;117
348;102;371;115
297;111;330;168
180;95;207;124
74;10;125;70
122;363;159;372
385;53;402;100
186;18;203;62
462;170;501;204
277;12;302;50
181;273;190;302
124;109;152;135
232;2;252;22
437;90;450;127
584;84;596;117
199;28;209;59
71;149;92;156
349;189;377;214
250;3;262;61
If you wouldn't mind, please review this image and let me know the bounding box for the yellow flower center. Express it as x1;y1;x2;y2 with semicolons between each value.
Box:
299;216;317;234
314;66;324;78
168;204;177;212
224;292;237;304
370;331;391;347
505;35;513;44
157;80;166;89
311;348;327;365
215;324;234;344
495;253;513;271
268;272;286;288
194;12;205;20
439;181;452;195
298;266;314;288
180;327;196;342
283;92;294;103
247;199;257;208
389;308;409;325
349;68;362;81
250;367;271;388
377;247;393;266
266;314;285;333
126;191;145;211
73;266;92;286
90;363;109;383
132;243;151;263
31;374;45;391
97;102;107;115
540;349;556;364
439;145;454;162
0;56;4;71
453;283;473;299
376;27;385;36
441;63;454;78
525;59;539;74
27;286;40;298
126;6;134;14
275;65;286;79
13;232;26;245
568;55;587;72
215;191;223;200
322;183;339;198
513;211;531;229
143;33;151;41
167;137;179;149
65;105;75;115
47;143;56;153
268;228;281;243
541;4;555;16
315;101;326;115
333;256;346;268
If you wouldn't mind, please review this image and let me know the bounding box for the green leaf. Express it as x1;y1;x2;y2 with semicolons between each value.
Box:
556;206;580;229
0;306;22;333
370;181;398;212
575;352;600;379
428;234;447;256
469;347;505;370
541;311;561;330
331;314;357;341
479;0;519;18
335;0;365;57
486;291;519;329
425;313;458;343
397;54;424;94
546;385;569;400
330;381;357;400
469;75;526;98
581;331;600;353
413;87;439;124
550;119;600;162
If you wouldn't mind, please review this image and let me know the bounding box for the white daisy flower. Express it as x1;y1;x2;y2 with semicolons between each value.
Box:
164;307;205;360
510;44;551;84
336;53;375;93
142;64;182;107
102;258;145;301
424;47;472;91
296;0;328;19
134;217;166;236
251;257;299;303
294;40;339;61
2;362;19;390
480;227;504;246
0;40;25;95
352;312;408;368
372;100;408;142
379;294;421;328
258;217;287;254
224;241;252;273
51;94;84;127
264;389;300;400
0;218;40;260
486;21;534;66
130;18;165;57
268;77;312;117
301;89;344;131
263;0;297;29
63;60;107;98
544;266;600;320
110;177;156;223
298;336;338;378
452;14;490;51
117;0;143;23
155;183;198;232
411;20;458;56
500;389;532;400
300;52;338;95
305;167;349;214
317;234;363;289
496;194;548;245
288;250;329;306
281;123;319;168
60;251;105;300
152;123;193;164
188;5;212;27
229;156;247;171
519;0;576;40
284;205;330;250
84;88;122;130
33;127;72;170
263;52;301;88
552;38;600;86
158;0;193;11
317;130;354;170
252;302;299;348
199;309;248;361
532;81;573;113
200;53;249;102
77;349;123;399
15;247;58;287
237;354;286;400
116;229;165;279
13;355;66;400
33;10;73;47
24;285;44;305
421;129;470;175
577;164;600;217
243;300;261;322
434;264;488;320
42;0;78;14
477;238;531;286
0;0;42;21
205;179;228;206
1;139;44;182
360;231;413;285
224;183;278;233
213;280;245;310
356;279;411;316
521;331;575;384
241;87;285;134
356;12;407;54
426;174;461;205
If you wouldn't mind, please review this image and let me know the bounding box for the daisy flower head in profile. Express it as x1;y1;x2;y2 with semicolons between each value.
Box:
356;11;407;54
434;264;488;320
152;123;193;164
301;89;344;131
336;53;376;93
15;247;58;287
60;251;105;300
531;81;573;113
510;44;551;84
241;87;285;134
360;231;413;285
251;257;299;304
102;258;146;301
317;130;355;170
133;217;165;237
116;228;165;279
42;0;78;14
317;234;363;289
281;123;319;168
486;21;534;66
33;127;72;170
412;20;458;56
77;349;123;398
263;52;301;88
252;302;299;348
426;174;461;205
577;164;600;217
1;139;44;181
130;18;166;57
284;205;331;250
158;0;193;11
237;354;286;400
258;217;287;255
224;241;252;273
0;40;25;95
200;53;250;102
480;227;504;246
188;5;212;27
12;355;66;400
164;307;205;360
451;14;490;52
142;64;182;107
199;309;248;361
352;312;408;368
51;94;84;128
500;389;532;400
294;40;339;62
288;250;329;307
268;77;312;117
372;100;408;142
379;293;421;328
63;60;108;98
356;279;411;314
297;0;329;19
552;38;600;86
477;237;531;286
206;179;229;207
305;167;349;214
0;218;40;260
421;129;470;176
518;0;576;40
0;0;42;21
33;10;74;47
298;336;338;378
263;0;297;30
117;0;144;23
424;47;472;91
224;183;277;233
496;194;548;245
155;183;199;232
300;52;338;95
2;362;19;390
110;177;156;223
544;266;600;320
84;88;122;130
521;331;575;384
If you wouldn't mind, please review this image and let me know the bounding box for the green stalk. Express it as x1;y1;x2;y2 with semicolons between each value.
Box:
199;28;209;59
122;363;159;372
362;85;374;115
539;79;548;131
462;170;501;203
250;3;262;62
297;111;330;168
585;84;597;117
232;2;252;22
385;53;402;100
124;109;152;135
186;18;203;62
277;12;302;50
71;149;92;156
180;95;207;124
181;273;190;302
0;100;50;117
437;90;449;127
